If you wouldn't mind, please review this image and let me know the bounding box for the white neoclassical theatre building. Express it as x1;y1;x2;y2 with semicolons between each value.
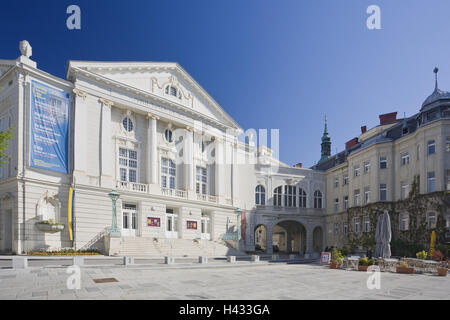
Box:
0;41;327;256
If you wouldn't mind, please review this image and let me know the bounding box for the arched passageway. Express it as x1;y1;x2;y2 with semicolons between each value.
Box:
313;226;323;252
254;224;267;252
272;221;307;254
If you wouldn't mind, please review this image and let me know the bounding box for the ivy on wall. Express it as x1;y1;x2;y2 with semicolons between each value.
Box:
330;191;449;256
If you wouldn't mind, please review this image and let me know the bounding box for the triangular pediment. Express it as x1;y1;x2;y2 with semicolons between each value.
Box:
67;61;241;130
0;60;15;79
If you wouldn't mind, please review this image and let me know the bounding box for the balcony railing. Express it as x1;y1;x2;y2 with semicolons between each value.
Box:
117;181;148;193
116;181;231;206
196;193;219;204
161;187;187;199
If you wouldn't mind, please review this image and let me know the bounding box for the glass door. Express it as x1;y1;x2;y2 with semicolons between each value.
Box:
166;212;178;238
201;215;211;240
122;204;137;237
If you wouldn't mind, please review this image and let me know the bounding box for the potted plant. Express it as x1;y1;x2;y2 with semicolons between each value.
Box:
358;256;375;271
330;248;343;269
437;260;448;277
416;250;428;260
396;261;414;274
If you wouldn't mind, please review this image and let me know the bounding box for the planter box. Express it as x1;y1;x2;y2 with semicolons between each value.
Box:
396;266;414;274
330;262;339;269
437;267;448;277
358;265;369;271
36;223;64;233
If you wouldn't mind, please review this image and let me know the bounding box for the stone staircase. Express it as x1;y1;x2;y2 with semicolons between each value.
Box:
117;237;245;257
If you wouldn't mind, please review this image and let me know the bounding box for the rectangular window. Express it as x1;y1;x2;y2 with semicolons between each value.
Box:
343;175;349;185
428;140;436;155
363;161;370;174
334;223;339;235
334;198;339;212
401;181;410;200
427;172;435;192
401;152;409;165
446;170;450;191
363;217;370;232
284;185;297;207
354;218;360;233
379;184;387;201
446;137;450;153
364;187;370;204
343;223;348;235
119;148;137;182
354;165;360;177
354;189;360;206
400;214;409;231
379;157;387;169
343;196;349;210
428;212;436;229
196;167;207;194
334;177;339;188
161;157;176;189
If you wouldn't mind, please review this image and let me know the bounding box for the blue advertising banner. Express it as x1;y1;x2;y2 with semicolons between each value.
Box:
30;80;70;174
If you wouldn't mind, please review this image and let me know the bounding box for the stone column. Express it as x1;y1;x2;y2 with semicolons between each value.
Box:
266;224;273;255
305;225;314;257
184;127;194;192
146;114;159;185
215;138;224;198
73;89;88;185
100;98;113;188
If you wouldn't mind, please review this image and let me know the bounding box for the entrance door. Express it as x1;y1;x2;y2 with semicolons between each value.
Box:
166;213;178;238
3;210;12;252
201;216;211;240
122;204;137;237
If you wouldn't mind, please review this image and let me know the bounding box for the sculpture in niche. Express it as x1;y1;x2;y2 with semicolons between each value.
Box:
36;191;60;221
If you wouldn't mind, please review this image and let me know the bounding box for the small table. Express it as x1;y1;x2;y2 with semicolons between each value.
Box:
343;256;359;270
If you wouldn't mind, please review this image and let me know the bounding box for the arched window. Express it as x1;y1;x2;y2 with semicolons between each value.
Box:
284;185;297;207
274;186;282;207
255;185;265;205
314;190;323;209
299;188;307;208
164;128;173;143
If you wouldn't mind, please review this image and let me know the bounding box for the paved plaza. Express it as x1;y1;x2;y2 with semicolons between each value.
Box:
0;260;449;300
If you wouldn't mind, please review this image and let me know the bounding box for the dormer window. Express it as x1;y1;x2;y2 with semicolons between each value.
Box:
165;85;181;99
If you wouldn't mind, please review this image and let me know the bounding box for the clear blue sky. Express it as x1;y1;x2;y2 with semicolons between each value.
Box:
2;0;450;167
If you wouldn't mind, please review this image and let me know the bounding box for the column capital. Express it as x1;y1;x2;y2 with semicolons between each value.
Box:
73;88;88;99
146;113;159;120
99;98;114;107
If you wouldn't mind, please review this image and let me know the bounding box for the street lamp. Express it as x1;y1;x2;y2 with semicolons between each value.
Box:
108;189;121;236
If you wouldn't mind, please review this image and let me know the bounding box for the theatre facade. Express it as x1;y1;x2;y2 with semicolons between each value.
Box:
0;42;326;256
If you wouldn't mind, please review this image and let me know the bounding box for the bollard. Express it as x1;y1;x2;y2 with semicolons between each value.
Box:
227;256;236;263
72;256;84;266
272;254;279;261
164;256;175;264
124;256;134;266
198;256;208;264
251;255;260;262
12;257;28;269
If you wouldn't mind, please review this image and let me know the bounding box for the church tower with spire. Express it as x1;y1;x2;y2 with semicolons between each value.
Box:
319;115;331;163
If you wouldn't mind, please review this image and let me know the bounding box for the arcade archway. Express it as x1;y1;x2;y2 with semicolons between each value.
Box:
254;224;267;252
272;221;307;254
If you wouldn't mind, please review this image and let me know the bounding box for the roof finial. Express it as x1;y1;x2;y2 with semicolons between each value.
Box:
434;67;439;91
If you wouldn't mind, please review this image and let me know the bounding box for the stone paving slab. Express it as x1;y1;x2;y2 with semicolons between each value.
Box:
0;262;449;300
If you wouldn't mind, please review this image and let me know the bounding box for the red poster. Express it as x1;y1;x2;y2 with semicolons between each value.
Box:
147;217;160;227
187;220;197;230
